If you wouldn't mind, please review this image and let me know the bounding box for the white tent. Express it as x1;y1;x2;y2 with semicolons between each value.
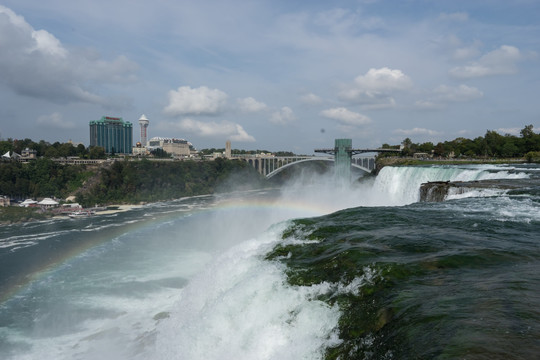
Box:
38;198;59;207
19;199;38;207
2;151;10;159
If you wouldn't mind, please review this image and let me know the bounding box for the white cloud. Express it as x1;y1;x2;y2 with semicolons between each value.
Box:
163;86;228;116
354;67;413;92
171;118;255;142
300;93;322;105
450;45;523;78
36;112;75;129
415;84;483;109
31;29;67;58
236;97;267;112
270;106;295;124
339;67;412;108
434;84;483;102
394;128;441;136
320;107;371;126
0;5;137;106
496;127;521;136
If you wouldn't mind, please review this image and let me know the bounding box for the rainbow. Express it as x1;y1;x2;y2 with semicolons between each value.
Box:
1;194;340;304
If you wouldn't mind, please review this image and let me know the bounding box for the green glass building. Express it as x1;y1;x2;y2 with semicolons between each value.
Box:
89;116;133;154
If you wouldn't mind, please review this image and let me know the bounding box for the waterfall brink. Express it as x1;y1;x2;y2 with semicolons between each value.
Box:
371;165;529;205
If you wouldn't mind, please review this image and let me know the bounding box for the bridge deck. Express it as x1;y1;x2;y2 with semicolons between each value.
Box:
314;148;401;154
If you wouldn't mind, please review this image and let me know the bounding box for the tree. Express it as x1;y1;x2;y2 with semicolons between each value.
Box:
401;138;414;156
519;124;540;153
501;141;518;158
520;124;534;139
151;148;171;158
89;146;106;159
44;146;59;158
484;130;505;157
433;142;446;157
76;144;87;158
0;140;12;155
417;142;434;153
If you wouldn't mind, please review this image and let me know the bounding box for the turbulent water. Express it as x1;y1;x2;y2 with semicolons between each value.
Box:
1;164;539;359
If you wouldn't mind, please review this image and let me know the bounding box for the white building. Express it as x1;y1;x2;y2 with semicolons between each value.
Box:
38;198;59;208
0;195;10;207
147;137;194;157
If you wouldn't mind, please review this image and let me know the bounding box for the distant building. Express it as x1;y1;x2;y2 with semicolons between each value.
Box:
225;140;231;159
89;116;133;154
132;141;148;156
38;198;59;208
138;114;150;147
147;137;193;157
21;148;37;159
0;195;10;207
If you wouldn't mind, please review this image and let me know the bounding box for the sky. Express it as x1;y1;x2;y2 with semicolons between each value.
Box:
0;0;539;154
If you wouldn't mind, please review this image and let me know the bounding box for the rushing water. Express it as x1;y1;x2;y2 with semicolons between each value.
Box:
1;164;539;359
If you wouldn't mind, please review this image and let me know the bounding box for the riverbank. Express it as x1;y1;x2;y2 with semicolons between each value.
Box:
0;204;145;225
0;206;53;225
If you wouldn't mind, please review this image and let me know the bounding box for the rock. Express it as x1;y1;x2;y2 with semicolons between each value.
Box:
420;179;534;202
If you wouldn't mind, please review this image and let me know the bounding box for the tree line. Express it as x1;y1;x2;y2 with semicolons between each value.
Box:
390;125;540;160
0;158;92;200
76;158;264;207
0;138;107;159
0;156;264;205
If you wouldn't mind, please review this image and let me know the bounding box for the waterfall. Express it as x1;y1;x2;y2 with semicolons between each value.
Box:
371;165;529;205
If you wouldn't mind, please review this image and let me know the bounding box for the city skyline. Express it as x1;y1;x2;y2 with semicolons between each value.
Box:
0;1;539;154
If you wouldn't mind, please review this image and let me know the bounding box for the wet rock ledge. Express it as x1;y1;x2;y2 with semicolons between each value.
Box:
419;179;532;202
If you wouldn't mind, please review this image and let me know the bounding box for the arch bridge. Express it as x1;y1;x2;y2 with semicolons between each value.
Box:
234;139;400;179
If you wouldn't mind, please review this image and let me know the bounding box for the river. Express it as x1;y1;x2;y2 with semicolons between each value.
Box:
1;164;539;359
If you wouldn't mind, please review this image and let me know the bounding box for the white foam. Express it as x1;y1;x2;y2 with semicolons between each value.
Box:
445;188;507;200
441;195;540;224
155;224;342;360
372;165;531;205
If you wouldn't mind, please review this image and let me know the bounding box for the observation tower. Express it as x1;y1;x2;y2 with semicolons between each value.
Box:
138;114;149;146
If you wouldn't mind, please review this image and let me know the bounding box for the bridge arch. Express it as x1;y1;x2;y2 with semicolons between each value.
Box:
265;157;333;179
264;157;373;179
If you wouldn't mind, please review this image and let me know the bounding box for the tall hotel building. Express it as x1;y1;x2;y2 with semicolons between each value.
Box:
89;116;133;154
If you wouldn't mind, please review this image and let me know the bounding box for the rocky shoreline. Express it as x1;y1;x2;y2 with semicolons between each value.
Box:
0;204;143;225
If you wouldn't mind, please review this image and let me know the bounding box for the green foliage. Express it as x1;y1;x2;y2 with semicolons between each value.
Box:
0;206;52;224
0;158;91;199
1;138;90;158
150;148;171;158
525;151;540;163
398;125;540;159
89;146;106;159
76;159;264;207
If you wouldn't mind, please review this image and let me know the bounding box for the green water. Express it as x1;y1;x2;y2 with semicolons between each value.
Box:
268;198;540;359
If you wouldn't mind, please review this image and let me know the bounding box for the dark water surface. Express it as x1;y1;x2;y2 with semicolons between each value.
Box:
269;199;540;359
